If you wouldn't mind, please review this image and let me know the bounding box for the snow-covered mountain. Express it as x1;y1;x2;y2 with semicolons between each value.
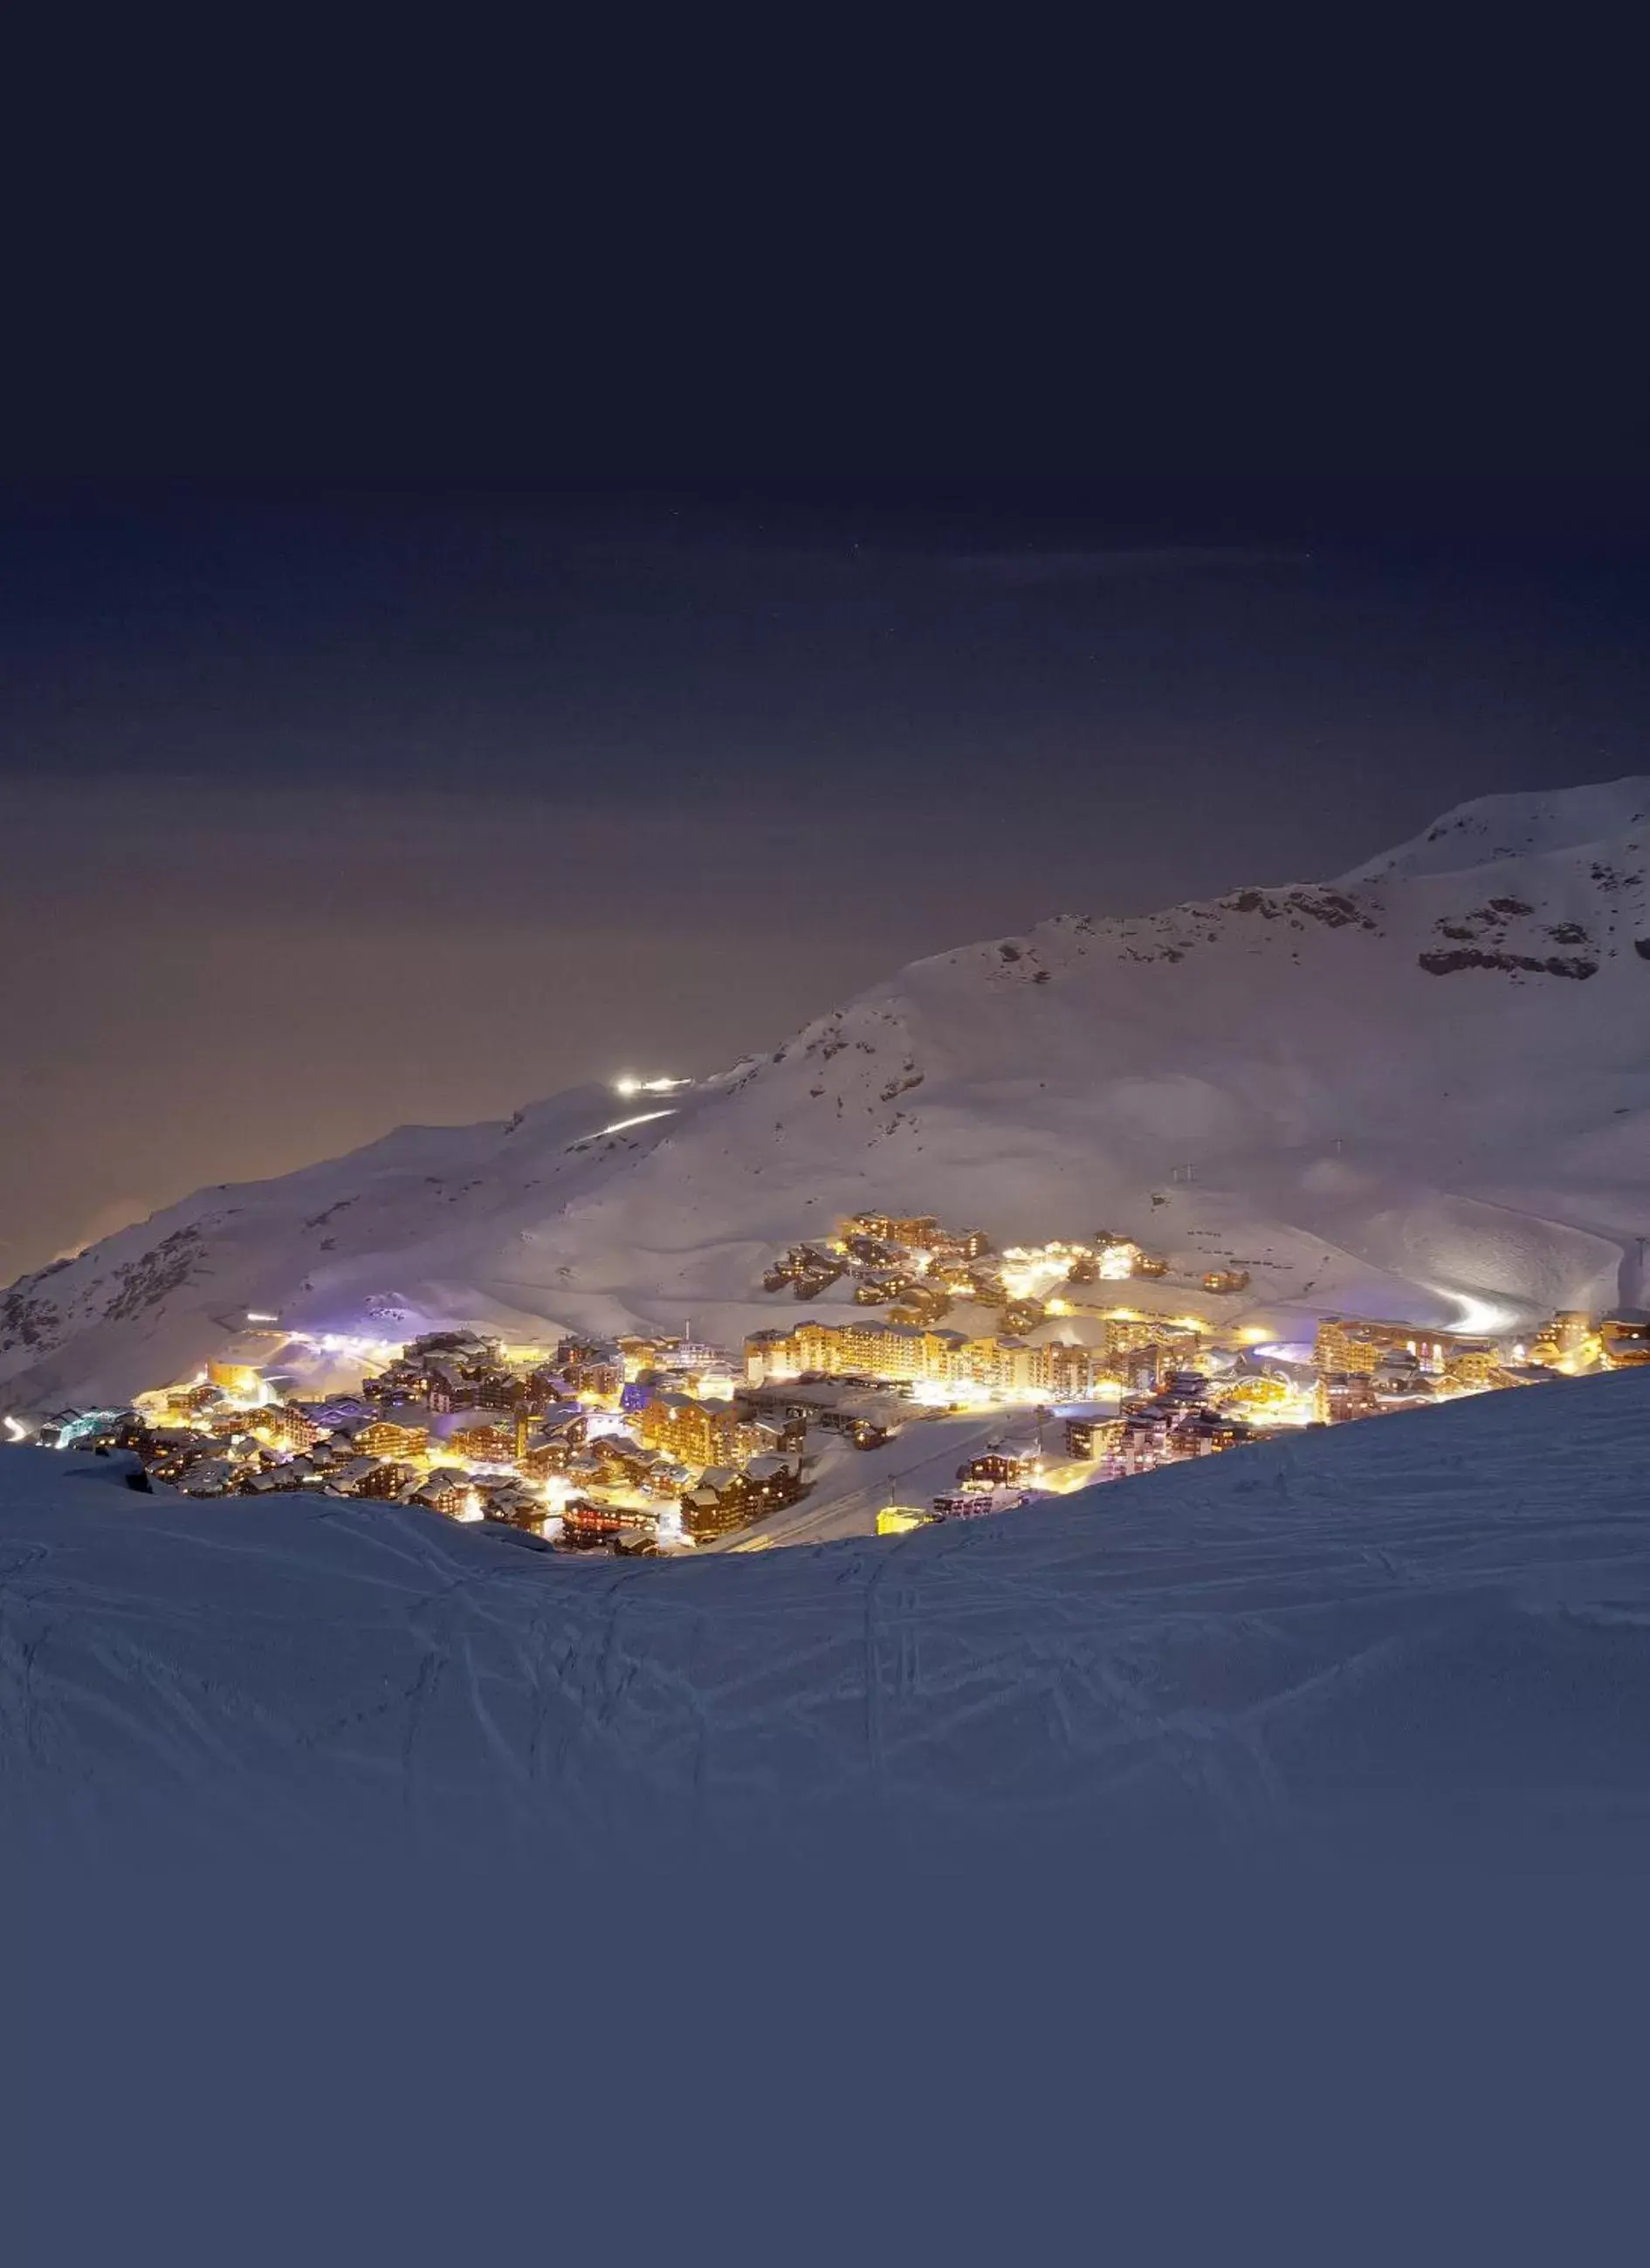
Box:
8;775;1650;1411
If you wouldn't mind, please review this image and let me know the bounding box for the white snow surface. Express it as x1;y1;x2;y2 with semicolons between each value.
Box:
8;773;1650;1411
7;1364;1650;1866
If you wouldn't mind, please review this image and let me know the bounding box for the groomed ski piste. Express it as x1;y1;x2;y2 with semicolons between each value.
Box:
7;1361;1650;1871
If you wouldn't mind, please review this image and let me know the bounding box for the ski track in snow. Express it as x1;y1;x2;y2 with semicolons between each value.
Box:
8;1364;1650;1864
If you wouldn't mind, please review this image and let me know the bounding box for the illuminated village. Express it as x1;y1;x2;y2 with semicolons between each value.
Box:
23;1208;1650;1550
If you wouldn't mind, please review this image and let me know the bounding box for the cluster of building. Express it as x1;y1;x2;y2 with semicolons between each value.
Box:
1310;1311;1588;1419
746;1316;1106;1399
742;1311;1214;1407
22;1188;1650;1552
757;1211;1263;1353
58;1325;815;1550
894;1296;1650;1529
748;1213;1650;1529
869;1368;1261;1536
760;1215;1194;1330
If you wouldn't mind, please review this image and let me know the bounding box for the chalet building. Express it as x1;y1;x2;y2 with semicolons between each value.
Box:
524;1364;569;1408
765;1245;846;1295
560;1497;626;1547
589;1433;655;1485
242;1467;302;1495
1316;1316;1454;1377
477;1480;545;1529
175;1456;241;1495
408;1468;475;1518
840;1213;940;1249
533;1408;588;1449
817;1408;893;1448
1176;1410;1250;1454
744;1454;801;1509
1601;1312;1650;1367
244;1401;323;1453
566;1359;623;1399
1530;1310;1592;1366
1038;1343;1100;1399
1063;1412;1130;1460
465;1376;520;1412
1318;1371;1382;1423
362;1459;419;1498
1103;1317;1186;1358
637;1390;745;1469
342;1416;430;1462
932;1228;991;1262
412;1330;504;1367
680;1471;750;1543
321;1454;405;1498
680;1455;802;1543
1445;1342;1502;1386
1117;1344;1172;1392
518;1438;575;1480
443;1421;516;1463
730;1396;808;1451
958;1450;1031;1488
1158;1371;1210;1405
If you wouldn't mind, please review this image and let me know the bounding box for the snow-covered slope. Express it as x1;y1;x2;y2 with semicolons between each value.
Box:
8;775;1650;1410
6;1365;1650;1862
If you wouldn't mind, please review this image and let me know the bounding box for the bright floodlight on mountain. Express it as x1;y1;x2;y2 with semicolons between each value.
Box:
614;1075;685;1097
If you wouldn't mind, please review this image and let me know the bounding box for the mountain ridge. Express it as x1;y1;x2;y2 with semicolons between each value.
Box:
6;775;1650;1411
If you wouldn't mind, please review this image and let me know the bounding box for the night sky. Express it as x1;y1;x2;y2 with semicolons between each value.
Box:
5;494;1648;1277
3;79;1645;1276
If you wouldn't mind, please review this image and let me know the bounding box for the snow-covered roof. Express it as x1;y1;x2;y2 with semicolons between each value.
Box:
326;1456;382;1486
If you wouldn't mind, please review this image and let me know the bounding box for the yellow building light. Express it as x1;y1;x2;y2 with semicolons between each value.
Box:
208;1361;264;1401
877;1506;929;1536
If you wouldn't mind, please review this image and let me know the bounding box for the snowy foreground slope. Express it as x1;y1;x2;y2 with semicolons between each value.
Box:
7;1365;1650;1866
9;773;1650;1410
